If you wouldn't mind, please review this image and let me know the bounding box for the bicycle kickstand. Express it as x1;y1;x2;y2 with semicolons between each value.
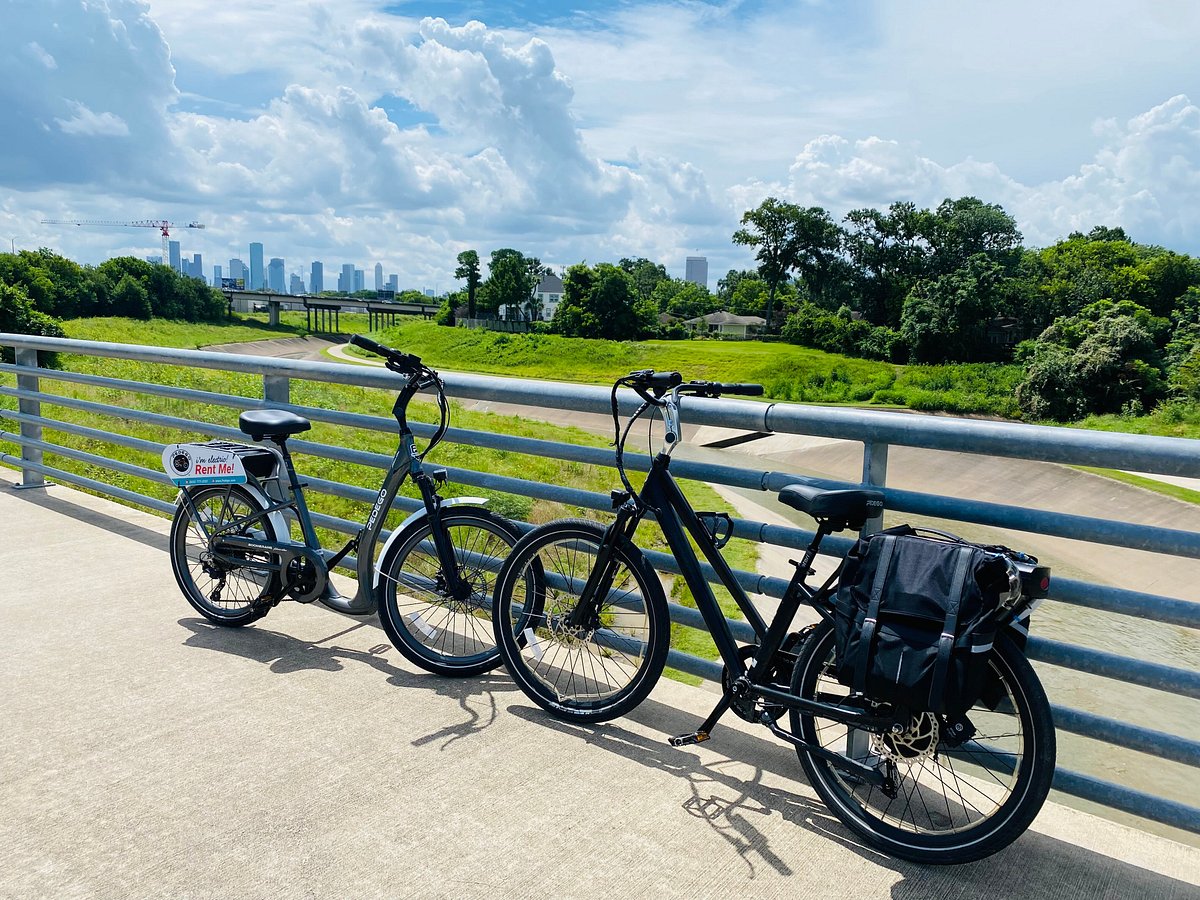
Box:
669;696;731;747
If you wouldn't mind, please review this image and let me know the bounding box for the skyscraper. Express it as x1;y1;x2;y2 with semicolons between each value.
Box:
249;242;265;290
374;262;383;291
192;253;204;283
168;240;181;273
289;273;304;295
387;274;398;293
340;263;354;294
685;256;708;289
268;257;285;293
213;264;223;286
310;261;323;294
354;269;364;293
228;258;246;287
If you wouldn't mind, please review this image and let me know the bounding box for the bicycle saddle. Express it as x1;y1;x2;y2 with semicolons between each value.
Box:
778;484;884;528
239;409;312;441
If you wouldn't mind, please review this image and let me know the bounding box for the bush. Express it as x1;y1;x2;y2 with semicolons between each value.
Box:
0;282;65;365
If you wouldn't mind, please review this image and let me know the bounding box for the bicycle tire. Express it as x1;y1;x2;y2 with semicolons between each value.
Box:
170;486;280;627
492;519;669;723
789;619;1055;864
376;507;521;677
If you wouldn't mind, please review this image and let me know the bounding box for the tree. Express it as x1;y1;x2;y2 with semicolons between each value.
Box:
717;269;757;303
788;206;845;308
454;250;481;319
733;197;808;331
523;257;550;321
1015;299;1170;419
926;197;1022;277
0;282;65;364
842;201;934;325
552;263;642;339
618;257;669;304
112;274;152;320
477;249;535;319
899;255;1005;363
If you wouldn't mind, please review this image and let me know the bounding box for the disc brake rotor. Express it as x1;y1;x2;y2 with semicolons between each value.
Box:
871;712;940;763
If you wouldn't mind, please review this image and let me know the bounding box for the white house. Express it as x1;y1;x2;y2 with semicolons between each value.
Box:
498;272;565;321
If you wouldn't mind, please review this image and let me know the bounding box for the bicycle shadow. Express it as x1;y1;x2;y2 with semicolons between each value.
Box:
506;698;1200;896
177;616;517;749
504;701;863;880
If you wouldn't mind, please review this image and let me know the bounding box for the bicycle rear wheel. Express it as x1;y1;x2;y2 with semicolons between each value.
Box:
788;620;1055;864
170;486;280;626
376;507;520;677
492;519;669;723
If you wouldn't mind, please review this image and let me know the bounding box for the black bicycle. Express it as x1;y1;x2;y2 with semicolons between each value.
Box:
165;334;522;676
491;369;1056;864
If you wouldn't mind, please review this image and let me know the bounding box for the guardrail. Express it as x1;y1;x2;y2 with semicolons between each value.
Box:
1;332;1198;838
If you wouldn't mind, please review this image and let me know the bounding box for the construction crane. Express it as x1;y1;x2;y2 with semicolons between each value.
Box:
39;219;205;266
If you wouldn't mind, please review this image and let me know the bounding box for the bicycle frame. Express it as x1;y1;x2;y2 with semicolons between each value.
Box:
587;450;896;781
182;377;470;616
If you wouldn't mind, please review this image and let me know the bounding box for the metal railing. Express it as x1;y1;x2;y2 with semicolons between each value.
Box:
1;332;1198;837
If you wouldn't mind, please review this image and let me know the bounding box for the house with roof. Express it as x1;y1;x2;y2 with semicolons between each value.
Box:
496;273;565;321
683;311;766;339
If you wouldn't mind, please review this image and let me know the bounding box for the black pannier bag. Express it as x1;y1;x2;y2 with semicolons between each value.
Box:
833;526;1017;717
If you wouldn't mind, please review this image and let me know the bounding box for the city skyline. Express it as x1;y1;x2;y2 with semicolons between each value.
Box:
6;3;1199;287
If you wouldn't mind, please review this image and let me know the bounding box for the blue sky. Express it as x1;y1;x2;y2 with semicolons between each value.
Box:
3;0;1199;289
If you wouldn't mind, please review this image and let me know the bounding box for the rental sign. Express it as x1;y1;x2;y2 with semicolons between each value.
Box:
162;444;248;486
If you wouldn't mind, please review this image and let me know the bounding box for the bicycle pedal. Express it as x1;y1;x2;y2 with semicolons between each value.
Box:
668;730;710;748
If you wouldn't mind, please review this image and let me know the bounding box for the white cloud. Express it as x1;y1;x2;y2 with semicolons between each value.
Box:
26;42;57;70
6;1;1200;293
55;102;131;137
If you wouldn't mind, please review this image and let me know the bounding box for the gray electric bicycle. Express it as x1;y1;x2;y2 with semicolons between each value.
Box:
491;369;1056;863
165;334;521;676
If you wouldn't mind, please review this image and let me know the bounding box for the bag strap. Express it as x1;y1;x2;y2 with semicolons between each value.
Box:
853;535;897;696
927;546;974;711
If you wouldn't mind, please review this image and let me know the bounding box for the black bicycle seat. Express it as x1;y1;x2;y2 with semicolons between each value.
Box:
239;409;312;441
778;484;884;528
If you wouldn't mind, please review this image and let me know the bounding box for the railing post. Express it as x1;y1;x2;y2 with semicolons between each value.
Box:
14;347;47;489
861;440;888;534
263;374;290;406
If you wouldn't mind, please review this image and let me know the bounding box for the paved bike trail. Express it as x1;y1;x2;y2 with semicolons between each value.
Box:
1;467;1197;899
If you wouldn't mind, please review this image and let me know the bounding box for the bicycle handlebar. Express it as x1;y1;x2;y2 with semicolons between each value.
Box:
681;381;765;398
349;334;448;459
349;334;422;373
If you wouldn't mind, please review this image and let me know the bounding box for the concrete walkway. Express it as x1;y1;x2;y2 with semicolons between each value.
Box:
1;467;1198;899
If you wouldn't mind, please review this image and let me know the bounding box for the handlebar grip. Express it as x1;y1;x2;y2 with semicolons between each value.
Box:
719;383;764;397
349;334;393;358
646;371;683;390
349;334;422;372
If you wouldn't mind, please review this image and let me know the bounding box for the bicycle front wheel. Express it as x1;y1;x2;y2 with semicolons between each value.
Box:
492;519;669;723
170;486;280;627
376;507;520;677
789;619;1055;864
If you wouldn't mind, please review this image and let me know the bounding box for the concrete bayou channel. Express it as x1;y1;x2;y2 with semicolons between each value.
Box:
213;336;1200;840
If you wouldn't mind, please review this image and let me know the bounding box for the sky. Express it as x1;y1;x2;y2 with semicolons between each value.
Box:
2;0;1199;290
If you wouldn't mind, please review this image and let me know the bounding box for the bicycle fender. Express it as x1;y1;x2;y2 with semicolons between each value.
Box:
178;481;289;543
371;496;489;589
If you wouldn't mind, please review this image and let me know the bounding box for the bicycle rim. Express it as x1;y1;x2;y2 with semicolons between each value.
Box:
498;522;666;720
790;622;1053;861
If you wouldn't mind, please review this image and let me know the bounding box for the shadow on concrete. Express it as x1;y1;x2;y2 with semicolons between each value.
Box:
3;483;168;553
178;616;520;748
506;700;1199;896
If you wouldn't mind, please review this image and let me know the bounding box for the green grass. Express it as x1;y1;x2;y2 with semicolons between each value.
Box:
66;315;307;348
339;319;1023;416
1074;466;1200;504
0;315;760;679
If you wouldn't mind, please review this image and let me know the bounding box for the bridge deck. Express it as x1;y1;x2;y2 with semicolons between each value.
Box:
2;467;1198;899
